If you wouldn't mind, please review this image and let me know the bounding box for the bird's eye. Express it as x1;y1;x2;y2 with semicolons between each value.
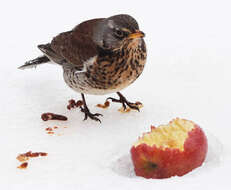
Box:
114;29;124;38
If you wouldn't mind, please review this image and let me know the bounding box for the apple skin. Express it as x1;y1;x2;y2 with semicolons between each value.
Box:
131;125;208;179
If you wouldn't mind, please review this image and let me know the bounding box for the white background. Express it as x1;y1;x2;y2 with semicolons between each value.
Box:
1;0;231;189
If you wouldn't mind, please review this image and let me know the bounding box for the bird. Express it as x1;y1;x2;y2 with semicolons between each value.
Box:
19;14;147;122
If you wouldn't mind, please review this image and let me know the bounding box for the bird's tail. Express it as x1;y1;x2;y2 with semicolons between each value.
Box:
19;43;64;70
18;56;50;70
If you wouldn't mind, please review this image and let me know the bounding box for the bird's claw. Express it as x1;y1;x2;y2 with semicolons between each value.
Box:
106;94;142;112
80;106;103;123
126;102;140;112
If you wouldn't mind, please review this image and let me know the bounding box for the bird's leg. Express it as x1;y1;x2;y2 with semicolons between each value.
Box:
107;92;142;111
80;93;103;122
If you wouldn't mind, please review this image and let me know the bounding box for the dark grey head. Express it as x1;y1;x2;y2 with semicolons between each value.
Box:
93;14;145;50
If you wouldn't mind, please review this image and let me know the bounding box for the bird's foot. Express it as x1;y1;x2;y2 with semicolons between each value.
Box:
80;93;103;123
67;95;103;122
80;106;102;123
107;92;143;112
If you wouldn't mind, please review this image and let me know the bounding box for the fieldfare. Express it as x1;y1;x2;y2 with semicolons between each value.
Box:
19;14;147;122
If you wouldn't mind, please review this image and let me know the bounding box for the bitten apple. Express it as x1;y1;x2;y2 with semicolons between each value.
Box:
131;118;208;179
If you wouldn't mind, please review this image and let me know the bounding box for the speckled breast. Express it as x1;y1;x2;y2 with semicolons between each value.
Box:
63;39;147;95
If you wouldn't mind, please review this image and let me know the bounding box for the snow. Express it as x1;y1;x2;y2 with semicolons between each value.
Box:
1;0;231;189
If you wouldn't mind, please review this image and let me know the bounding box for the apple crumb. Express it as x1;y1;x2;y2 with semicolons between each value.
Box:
16;155;29;162
45;126;67;135
16;151;48;169
96;101;110;109
118;107;131;113
17;162;28;169
17;151;48;162
46;127;53;131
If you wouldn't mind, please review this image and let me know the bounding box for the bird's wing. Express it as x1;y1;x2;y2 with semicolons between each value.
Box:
50;18;103;70
51;31;97;70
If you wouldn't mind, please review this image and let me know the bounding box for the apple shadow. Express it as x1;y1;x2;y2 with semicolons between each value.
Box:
111;154;136;178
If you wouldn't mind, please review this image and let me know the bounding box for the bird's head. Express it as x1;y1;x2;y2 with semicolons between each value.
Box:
93;14;145;51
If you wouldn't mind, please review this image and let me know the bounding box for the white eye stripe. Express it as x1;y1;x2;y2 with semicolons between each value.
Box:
120;28;131;33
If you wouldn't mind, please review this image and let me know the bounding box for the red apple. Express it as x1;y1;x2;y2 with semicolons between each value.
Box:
131;118;208;179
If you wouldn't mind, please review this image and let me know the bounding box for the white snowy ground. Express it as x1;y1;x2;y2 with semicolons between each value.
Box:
1;0;231;189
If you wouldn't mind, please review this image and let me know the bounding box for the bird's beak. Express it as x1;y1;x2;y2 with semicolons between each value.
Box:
128;30;145;39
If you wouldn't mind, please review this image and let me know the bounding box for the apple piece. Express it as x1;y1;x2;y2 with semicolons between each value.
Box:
131;118;208;179
17;162;28;169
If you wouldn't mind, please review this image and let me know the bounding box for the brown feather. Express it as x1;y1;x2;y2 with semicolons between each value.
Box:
51;19;104;69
